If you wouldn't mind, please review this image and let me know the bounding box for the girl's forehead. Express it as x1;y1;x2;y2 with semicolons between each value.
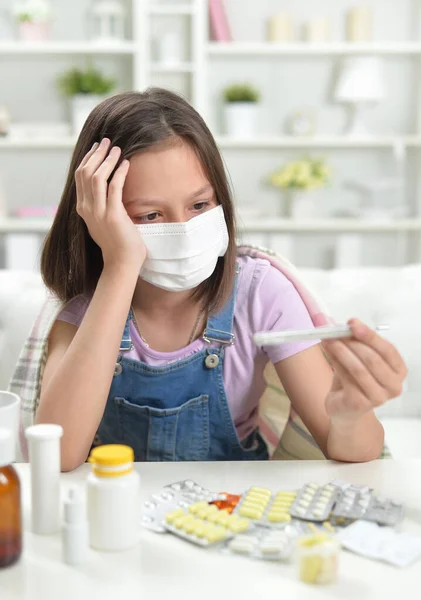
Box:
125;144;209;187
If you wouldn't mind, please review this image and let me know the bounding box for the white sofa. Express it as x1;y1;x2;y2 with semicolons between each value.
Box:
1;265;420;458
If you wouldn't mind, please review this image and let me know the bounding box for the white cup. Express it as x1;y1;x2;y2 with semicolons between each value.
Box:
0;391;21;460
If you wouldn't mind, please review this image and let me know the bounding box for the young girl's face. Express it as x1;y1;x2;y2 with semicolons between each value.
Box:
122;140;218;225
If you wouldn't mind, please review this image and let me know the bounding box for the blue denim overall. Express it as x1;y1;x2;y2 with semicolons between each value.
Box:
96;271;269;462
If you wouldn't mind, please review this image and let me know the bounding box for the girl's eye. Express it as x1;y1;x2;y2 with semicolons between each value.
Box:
138;212;159;222
193;201;210;211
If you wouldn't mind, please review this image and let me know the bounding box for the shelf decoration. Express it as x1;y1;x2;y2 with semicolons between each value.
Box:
57;64;116;135
268;156;331;218
222;83;260;138
209;0;232;42
267;12;294;42
303;17;331;43
334;56;386;136
346;5;372;42
12;0;53;42
90;0;126;43
286;108;317;137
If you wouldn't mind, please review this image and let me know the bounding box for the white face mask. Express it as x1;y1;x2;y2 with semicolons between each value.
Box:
136;205;229;292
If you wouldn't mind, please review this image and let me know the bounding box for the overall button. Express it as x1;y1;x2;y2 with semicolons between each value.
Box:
205;354;219;369
114;363;123;376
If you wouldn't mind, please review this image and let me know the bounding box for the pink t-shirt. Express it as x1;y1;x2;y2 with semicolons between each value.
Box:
57;255;319;440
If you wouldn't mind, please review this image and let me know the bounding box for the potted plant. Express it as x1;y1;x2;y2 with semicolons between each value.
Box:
268;156;331;218
58;65;116;135
222;83;260;138
12;0;53;42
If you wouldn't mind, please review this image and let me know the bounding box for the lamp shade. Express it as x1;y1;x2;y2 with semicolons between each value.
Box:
335;57;386;103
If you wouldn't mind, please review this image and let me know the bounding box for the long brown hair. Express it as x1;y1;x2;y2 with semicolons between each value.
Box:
41;88;237;312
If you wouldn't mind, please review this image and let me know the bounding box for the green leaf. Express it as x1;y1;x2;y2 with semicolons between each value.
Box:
223;83;260;103
57;65;116;96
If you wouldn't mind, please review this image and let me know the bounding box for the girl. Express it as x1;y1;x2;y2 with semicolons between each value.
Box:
20;88;406;470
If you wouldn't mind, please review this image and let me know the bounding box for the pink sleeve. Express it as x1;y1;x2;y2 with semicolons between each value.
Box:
251;262;320;364
56;295;90;328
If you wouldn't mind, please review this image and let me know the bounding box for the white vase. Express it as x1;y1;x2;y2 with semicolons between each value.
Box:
71;94;104;135
224;102;259;138
285;190;319;219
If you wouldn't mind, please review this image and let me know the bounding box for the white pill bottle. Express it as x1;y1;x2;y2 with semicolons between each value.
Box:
87;444;140;551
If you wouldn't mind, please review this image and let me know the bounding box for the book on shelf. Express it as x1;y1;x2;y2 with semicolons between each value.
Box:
208;0;232;42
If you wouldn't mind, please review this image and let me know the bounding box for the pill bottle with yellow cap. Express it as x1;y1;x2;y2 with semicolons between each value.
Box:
87;444;140;551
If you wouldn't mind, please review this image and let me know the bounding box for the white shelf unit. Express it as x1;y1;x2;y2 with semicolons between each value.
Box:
1;0;421;269
0;41;136;54
208;41;421;56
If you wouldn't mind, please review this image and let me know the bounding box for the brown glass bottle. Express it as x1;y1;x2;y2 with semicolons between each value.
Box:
0;452;22;567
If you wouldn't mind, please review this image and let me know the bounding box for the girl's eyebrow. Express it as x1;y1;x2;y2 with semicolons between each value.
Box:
125;184;214;206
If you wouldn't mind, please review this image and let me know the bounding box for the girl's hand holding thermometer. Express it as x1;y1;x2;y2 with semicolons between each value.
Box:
253;324;390;346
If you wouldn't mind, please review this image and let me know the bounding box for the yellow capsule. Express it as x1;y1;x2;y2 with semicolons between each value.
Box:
307;523;320;534
165;508;186;524
174;515;190;529
239;506;264;520
323;521;335;533
207;512;220;524
183;519;197;534
206;505;219;516
188;501;208;515
204;524;227;543
245;494;270;506
300;555;323;584
228;517;250;533
242;500;267;512
267;511;291;523
193;521;206;537
214;512;230;527
271;499;293;508
249;486;272;497
275;492;297;500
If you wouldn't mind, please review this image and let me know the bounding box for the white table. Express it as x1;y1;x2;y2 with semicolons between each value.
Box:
2;460;421;600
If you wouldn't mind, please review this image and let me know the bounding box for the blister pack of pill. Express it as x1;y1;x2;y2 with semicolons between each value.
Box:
224;527;296;561
142;480;224;533
330;485;373;526
364;496;404;527
332;486;404;527
289;482;339;522
164;503;251;547
235;486;297;527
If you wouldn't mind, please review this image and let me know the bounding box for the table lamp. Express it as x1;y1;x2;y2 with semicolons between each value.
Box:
334;56;386;136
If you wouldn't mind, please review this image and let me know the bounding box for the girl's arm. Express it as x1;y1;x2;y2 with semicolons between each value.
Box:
37;263;139;471
274;320;406;462
36;139;146;471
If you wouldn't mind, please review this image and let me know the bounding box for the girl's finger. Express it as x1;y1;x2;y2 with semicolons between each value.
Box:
80;138;111;204
323;339;389;406
107;159;130;213
75;142;99;209
90;146;122;217
340;338;403;399
348;319;407;377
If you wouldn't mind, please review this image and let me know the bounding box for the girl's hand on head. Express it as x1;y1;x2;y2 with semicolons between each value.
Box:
75;138;146;271
322;319;407;425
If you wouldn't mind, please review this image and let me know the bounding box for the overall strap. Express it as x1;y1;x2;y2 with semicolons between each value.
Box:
203;263;240;346
119;309;133;352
